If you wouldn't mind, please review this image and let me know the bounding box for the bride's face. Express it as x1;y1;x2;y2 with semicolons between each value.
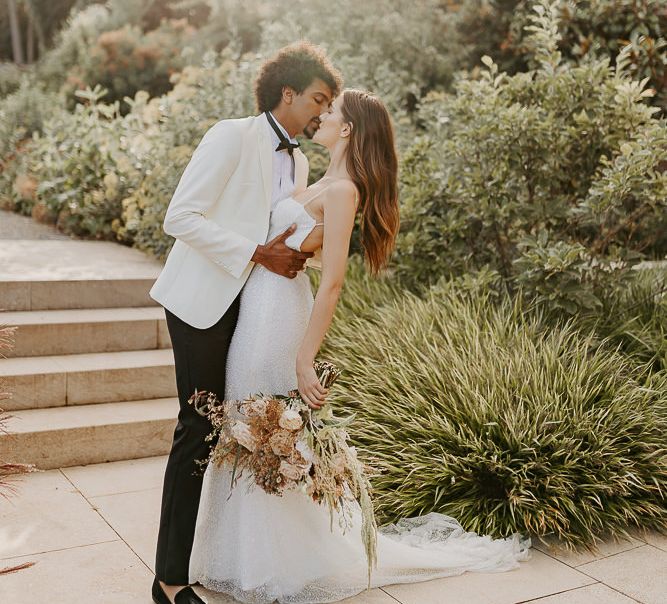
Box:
312;96;350;149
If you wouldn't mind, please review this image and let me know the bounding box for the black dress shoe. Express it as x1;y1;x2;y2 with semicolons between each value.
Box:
152;577;207;604
174;586;207;604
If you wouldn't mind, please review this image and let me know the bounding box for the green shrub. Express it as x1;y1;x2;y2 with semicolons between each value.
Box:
115;53;253;256
35;1;209;103
324;275;667;547
0;79;61;157
37;3;122;92
256;0;459;111
508;0;667;111
395;1;667;308
37;1;155;92
576;265;667;372
60;18;199;109
22;86;130;237
0;79;63;215
0;62;24;98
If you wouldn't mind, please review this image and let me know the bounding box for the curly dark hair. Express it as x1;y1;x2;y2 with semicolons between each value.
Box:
254;41;343;112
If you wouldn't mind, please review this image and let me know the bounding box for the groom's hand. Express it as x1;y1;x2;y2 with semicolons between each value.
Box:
252;224;314;278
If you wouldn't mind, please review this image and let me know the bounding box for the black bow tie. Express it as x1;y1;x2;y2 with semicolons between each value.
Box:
265;111;300;156
275;139;300;155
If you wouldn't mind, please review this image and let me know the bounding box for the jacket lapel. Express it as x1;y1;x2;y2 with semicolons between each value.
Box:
293;148;308;194
257;114;309;200
257;115;273;207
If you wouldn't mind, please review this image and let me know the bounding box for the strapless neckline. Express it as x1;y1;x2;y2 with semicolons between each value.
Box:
270;196;324;253
274;196;318;224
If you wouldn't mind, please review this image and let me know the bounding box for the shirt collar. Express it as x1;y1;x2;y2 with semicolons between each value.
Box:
267;111;298;145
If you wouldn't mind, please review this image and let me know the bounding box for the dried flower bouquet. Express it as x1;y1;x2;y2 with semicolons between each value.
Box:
188;361;378;586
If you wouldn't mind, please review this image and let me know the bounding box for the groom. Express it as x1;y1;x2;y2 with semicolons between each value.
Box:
149;42;343;604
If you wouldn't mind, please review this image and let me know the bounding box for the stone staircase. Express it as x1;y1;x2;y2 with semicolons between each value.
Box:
0;241;178;469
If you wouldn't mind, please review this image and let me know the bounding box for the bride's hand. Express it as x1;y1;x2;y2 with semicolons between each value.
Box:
296;360;328;410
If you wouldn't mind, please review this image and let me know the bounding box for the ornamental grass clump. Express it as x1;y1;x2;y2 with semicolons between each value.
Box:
324;281;667;549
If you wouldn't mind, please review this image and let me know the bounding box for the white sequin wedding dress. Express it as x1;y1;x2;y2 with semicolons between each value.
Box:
189;190;532;603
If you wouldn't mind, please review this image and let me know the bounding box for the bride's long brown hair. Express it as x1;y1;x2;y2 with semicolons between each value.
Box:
341;89;399;274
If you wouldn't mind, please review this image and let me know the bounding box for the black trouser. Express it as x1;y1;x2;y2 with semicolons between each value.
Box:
155;297;240;585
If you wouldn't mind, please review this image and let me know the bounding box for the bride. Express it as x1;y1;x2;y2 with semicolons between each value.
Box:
188;88;531;604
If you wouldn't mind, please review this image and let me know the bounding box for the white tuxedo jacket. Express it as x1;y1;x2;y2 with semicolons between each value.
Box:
150;114;309;328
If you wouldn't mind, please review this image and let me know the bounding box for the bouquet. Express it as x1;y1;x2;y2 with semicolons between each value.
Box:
188;361;379;586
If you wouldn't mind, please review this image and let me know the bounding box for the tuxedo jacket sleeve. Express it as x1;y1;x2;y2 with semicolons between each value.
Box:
163;119;257;279
164;120;257;278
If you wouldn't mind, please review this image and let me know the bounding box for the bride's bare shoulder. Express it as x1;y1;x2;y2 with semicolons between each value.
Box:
322;179;359;213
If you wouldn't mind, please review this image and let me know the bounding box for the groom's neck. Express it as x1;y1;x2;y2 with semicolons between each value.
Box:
270;106;299;139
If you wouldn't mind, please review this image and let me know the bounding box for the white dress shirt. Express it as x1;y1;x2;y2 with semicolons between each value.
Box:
267;112;297;210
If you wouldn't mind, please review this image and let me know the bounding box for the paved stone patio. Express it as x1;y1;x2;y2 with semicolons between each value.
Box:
1;456;665;604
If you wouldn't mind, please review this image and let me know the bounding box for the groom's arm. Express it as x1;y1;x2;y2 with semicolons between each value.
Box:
162;120;257;279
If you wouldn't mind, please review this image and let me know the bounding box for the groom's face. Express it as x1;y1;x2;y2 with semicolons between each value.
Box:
289;79;334;139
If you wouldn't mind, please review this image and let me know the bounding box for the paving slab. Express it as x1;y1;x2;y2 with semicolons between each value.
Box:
63;455;168;498
4;461;667;604
577;545;667;604
381;549;595;604
0;469;117;559
533;532;646;567
522;582;639;603
0;540;154;603
91;486;163;572
633;527;667;553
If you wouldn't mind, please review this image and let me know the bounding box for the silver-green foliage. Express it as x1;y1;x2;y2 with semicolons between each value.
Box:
323;272;667;547
0;78;60;158
0;62;23;98
22;85;129;237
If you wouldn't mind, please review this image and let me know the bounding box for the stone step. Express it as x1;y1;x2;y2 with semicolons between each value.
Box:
0;240;163;311
0;398;178;469
0;349;177;411
0;278;160;311
1;307;170;357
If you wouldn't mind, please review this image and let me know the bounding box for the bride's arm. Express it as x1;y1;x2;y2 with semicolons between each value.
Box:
296;181;358;409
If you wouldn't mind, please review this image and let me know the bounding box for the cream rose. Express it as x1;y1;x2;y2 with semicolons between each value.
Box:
279;460;308;481
278;408;303;431
295;438;315;463
230;421;255;452
269;429;295;457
